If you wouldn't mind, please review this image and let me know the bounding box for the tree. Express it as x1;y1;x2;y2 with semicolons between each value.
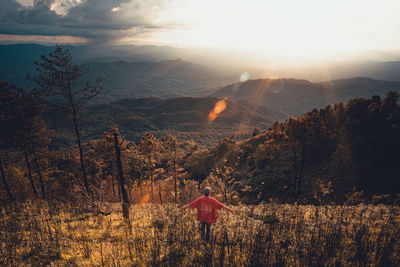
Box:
17;95;49;199
0;80;49;200
341;92;400;196
284;110;334;200
164;136;183;203
112;128;130;220
97;133;118;198
252;128;260;137
31;46;101;197
128;145;147;199
206;164;236;203
0;158;13;201
284;117;307;199
139;133;159;201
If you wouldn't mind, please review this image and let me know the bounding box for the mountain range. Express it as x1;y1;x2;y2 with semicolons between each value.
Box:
212;77;400;116
86;59;232;101
0;44;235;101
2;43;400;133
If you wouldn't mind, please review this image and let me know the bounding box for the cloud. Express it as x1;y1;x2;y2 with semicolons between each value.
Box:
111;7;121;12
0;0;175;43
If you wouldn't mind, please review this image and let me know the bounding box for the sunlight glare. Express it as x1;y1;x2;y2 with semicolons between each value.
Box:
141;0;400;66
240;72;250;82
208;100;227;121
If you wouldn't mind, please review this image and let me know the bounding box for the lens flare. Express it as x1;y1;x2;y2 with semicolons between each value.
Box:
240;72;250;82
208;112;218;120
208;100;227;121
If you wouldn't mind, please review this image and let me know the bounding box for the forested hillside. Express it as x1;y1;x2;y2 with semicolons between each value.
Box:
186;92;400;203
46;96;286;148
1;74;399;204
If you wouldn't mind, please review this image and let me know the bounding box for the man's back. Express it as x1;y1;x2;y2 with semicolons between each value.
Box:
189;195;224;223
182;188;233;241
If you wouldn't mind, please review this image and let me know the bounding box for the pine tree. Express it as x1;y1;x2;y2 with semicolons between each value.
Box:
31;46;101;197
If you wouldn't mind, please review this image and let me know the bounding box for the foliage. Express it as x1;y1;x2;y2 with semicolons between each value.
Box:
0;80;49;200
31;46;102;198
185;92;400;203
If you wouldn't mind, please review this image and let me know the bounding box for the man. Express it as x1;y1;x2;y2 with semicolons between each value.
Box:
182;187;233;241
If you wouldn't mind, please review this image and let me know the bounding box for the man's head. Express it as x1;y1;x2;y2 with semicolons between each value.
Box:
204;187;211;196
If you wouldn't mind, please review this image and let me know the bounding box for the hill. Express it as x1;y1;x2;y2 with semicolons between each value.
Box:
288;61;400;82
185;92;400;203
212;77;400;116
48;97;286;147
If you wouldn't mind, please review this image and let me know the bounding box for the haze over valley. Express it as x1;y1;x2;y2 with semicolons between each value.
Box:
2;43;400;119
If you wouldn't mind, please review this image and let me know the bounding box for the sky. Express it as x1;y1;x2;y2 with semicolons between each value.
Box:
1;0;400;66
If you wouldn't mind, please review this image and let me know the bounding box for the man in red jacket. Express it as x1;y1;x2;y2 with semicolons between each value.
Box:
182;187;233;241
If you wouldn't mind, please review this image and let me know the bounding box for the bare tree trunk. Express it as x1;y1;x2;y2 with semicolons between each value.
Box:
0;158;14;201
159;183;163;205
65;66;91;198
31;146;46;199
173;155;177;203
215;178;227;203
117;173;121;201
296;141;306;199
150;173;154;201
111;172;116;197
291;144;298;198
23;144;38;198
71;104;91;198
126;183;132;205
224;179;228;203
113;131;130;221
148;154;154;201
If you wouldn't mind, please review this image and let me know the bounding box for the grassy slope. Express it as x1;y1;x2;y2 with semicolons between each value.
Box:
1;202;398;266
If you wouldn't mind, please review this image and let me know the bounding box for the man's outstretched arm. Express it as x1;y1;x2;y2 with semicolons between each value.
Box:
182;198;199;210
215;199;233;213
223;205;234;213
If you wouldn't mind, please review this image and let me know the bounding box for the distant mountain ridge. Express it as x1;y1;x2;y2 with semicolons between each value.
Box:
2;44;400;113
212;77;400;116
0;44;234;101
86;59;232;101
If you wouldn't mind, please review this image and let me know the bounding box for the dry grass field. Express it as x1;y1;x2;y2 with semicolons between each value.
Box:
0;201;399;266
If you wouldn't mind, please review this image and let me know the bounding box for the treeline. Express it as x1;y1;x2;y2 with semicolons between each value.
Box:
185;92;400;204
0;46;196;208
1;46;399;206
0;80;196;206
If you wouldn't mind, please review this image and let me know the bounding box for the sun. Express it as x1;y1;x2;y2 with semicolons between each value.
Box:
135;0;400;66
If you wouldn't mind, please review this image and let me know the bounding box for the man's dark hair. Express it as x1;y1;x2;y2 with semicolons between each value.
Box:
204;187;211;196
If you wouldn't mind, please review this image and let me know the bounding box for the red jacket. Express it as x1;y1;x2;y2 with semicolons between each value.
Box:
189;195;224;224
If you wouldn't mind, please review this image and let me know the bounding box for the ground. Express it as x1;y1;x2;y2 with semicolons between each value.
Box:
1;202;399;266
